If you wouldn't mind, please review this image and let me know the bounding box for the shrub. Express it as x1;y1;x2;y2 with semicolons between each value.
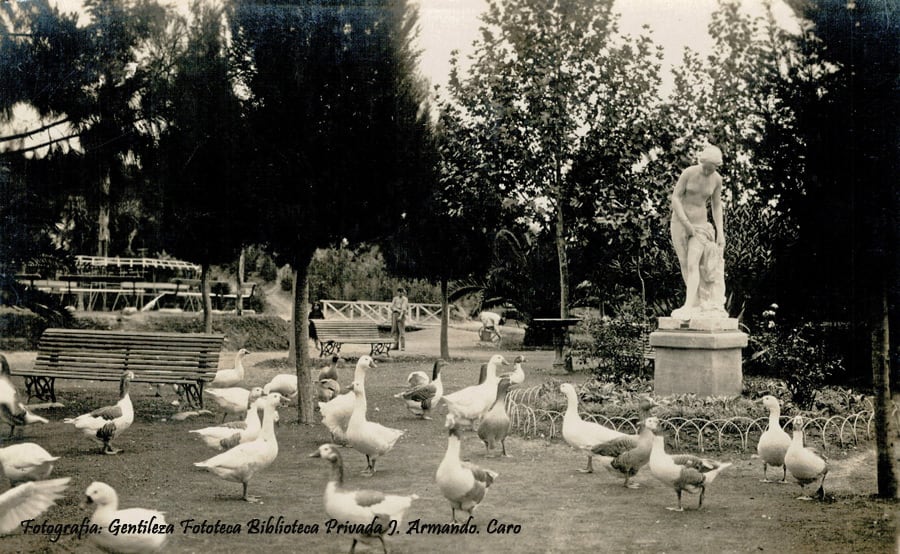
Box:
0;307;46;349
258;256;278;282
244;286;267;313
134;313;290;351
574;302;649;380
745;305;844;409
280;273;293;292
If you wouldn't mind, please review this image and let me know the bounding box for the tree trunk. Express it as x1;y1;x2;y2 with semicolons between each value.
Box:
440;277;450;360
97;172;111;257
873;285;898;498
288;266;297;366
201;264;212;333
554;163;570;319
292;251;316;424
236;248;245;316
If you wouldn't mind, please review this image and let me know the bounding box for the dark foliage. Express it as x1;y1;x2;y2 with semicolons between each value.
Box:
780;0;899;380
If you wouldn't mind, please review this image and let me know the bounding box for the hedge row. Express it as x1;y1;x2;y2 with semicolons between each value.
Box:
0;308;290;352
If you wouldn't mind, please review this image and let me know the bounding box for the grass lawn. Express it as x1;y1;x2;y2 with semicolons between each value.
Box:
0;323;896;553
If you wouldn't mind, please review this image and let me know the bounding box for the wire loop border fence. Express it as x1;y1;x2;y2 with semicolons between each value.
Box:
506;384;886;452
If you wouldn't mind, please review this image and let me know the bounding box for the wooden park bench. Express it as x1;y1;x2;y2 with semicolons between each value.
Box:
310;320;393;357
11;328;225;408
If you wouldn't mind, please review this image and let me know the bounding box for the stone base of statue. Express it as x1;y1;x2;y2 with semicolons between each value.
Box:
650;316;748;397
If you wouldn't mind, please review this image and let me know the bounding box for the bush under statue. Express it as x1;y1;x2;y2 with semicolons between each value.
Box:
651;145;748;397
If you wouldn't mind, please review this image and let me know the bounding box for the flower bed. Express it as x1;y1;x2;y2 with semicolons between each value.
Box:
505;379;886;453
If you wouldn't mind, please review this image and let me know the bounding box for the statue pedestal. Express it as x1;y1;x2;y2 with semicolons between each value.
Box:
650;317;748;397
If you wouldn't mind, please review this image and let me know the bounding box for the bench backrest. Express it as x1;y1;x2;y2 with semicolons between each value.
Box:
311;320;385;340
30;328;225;381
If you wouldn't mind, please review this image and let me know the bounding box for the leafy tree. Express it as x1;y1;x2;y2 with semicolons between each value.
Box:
231;0;435;422
152;2;249;332
783;0;898;498
438;0;668;321
0;0;172;261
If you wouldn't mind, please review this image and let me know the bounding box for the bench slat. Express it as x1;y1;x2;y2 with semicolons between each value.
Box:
35;351;220;362
24;370;215;380
34;361;219;370
39;337;222;349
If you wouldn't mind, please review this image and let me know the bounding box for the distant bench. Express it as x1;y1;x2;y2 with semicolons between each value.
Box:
11;329;225;408
310;320;393;357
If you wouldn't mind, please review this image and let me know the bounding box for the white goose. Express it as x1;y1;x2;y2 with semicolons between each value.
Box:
647;420;733;511
189;388;265;450
0;443;59;486
84;481;169;552
477;377;512;457
263;374;297;400
404;369;431;389
346;381;404;476
310;443;417;554
394;360;446;419
499;355;526;385
194;392;284;503
437;414;498;523
319;356;376;444
0;354;49;438
209;348;250;388
204;387;253;423
0;477;70;535
784;415;829;500
442;355;509;428
64;371;134;455
559;383;626;473
757;395;792;483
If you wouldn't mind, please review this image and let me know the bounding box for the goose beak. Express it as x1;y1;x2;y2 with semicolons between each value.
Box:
309;451;322;458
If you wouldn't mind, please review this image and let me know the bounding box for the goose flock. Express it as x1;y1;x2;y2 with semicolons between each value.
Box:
0;346;849;552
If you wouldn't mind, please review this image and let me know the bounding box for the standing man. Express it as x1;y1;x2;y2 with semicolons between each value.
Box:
390;287;409;351
669;144;728;319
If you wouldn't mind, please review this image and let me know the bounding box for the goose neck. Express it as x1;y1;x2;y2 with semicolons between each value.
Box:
563;391;579;419
92;504;118;524
444;434;461;462
349;392;367;424
329;460;344;486
259;405;277;440
650;435;665;460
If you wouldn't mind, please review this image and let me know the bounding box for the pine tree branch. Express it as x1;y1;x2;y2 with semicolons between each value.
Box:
0;117;71;143
0;132;80;156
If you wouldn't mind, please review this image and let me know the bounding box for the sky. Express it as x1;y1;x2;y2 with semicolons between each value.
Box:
412;0;799;94
7;0;799;156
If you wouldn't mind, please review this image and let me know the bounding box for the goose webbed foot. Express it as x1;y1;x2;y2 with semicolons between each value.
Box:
242;483;262;503
578;457;594;473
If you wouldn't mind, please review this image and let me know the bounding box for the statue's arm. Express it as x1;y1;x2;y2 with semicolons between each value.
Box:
711;178;724;246
671;169;694;235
